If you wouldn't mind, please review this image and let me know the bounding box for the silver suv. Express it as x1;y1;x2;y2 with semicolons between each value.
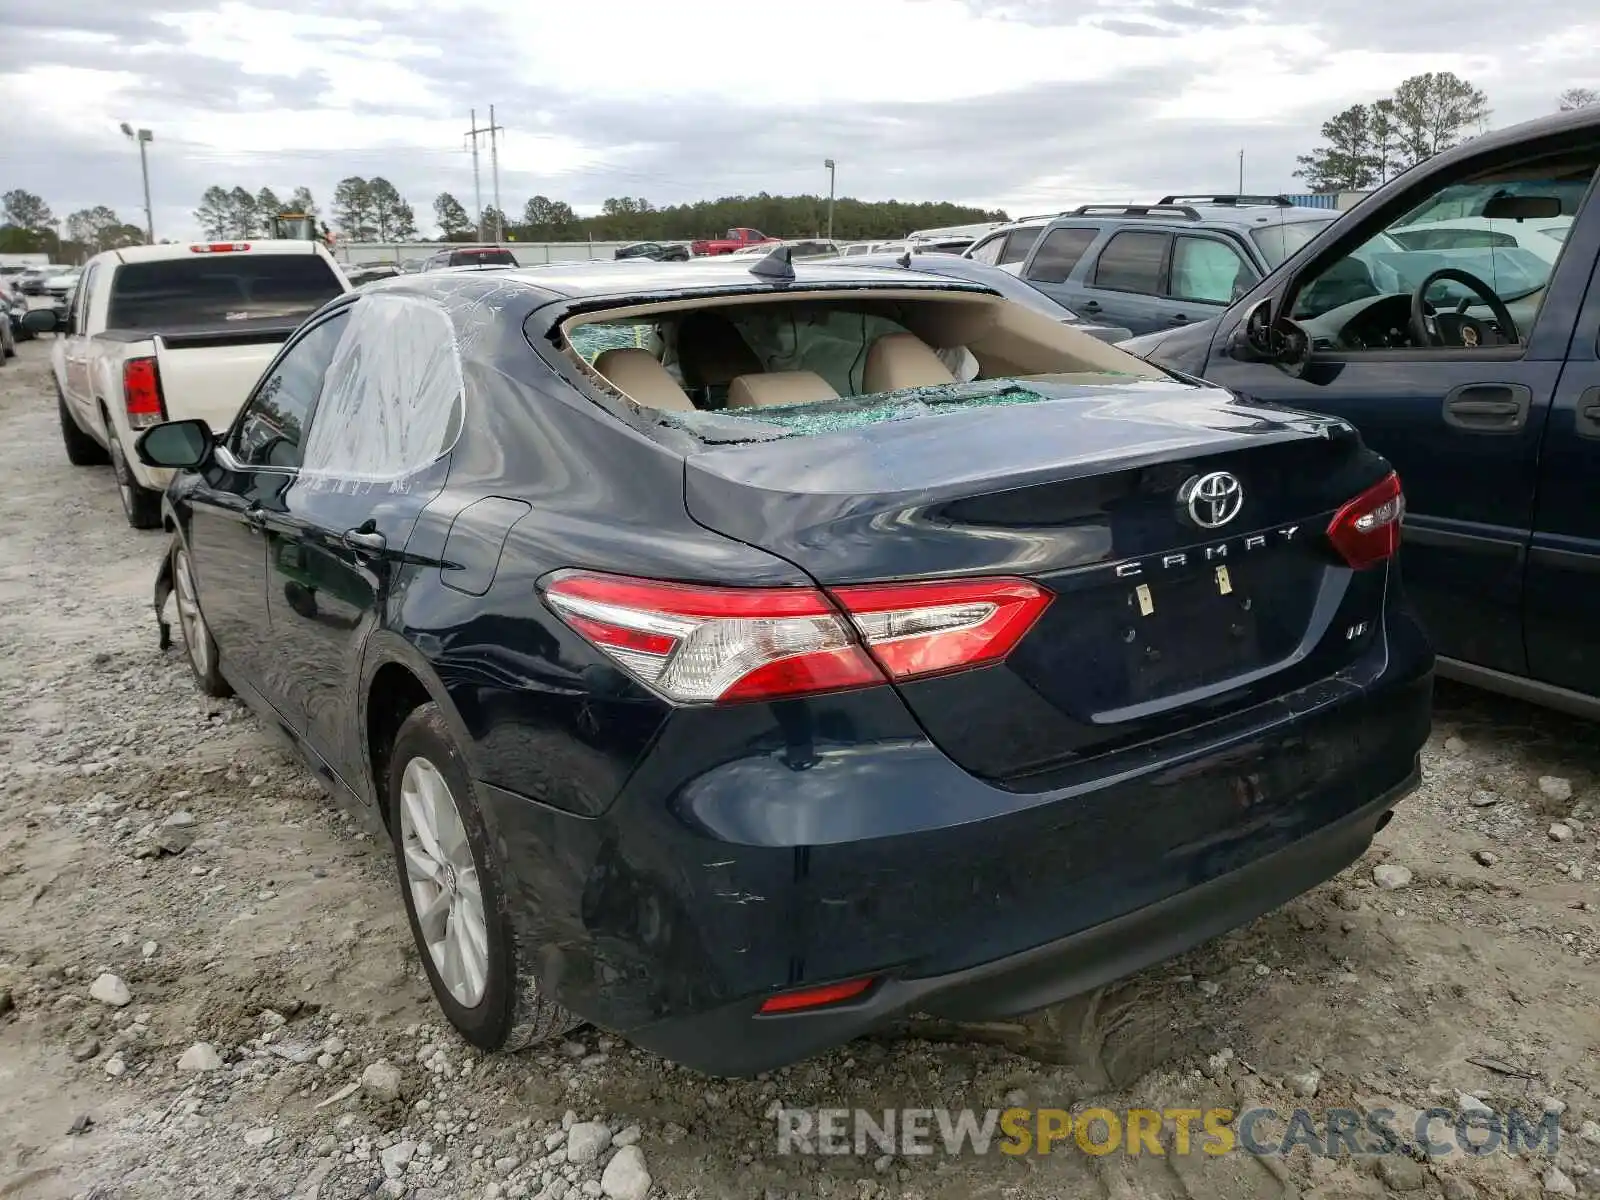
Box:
964;195;1340;337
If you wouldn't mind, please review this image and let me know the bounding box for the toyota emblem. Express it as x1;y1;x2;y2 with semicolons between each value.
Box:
1178;471;1244;529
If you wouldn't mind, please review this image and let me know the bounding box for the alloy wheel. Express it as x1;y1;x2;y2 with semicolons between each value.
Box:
173;548;211;677
399;756;489;1008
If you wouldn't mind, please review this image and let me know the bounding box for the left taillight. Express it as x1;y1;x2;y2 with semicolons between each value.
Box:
541;571;1052;704
122;356;166;429
1327;471;1404;570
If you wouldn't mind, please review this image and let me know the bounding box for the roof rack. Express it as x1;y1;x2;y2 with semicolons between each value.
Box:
1157;194;1294;208
1065;204;1202;220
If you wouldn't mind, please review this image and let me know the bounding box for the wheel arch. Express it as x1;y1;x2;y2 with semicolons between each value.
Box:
359;632;478;830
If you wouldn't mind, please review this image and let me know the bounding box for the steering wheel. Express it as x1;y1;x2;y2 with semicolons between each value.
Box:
1408;267;1520;348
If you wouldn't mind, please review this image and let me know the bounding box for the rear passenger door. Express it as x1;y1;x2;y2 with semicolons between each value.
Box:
1170;234;1260;321
1077;229;1175;335
1021;225;1098;309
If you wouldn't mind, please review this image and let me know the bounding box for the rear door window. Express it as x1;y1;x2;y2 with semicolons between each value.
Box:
968;235;1004;265
107;254;345;331
299;293;465;481
1026;227;1097;283
1092;231;1170;294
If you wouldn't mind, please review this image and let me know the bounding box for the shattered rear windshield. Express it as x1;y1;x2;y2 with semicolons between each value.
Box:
659;376;1148;444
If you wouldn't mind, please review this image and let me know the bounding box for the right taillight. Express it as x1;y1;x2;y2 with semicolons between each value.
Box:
123;356;166;429
541;571;1052;704
1327;471;1404;569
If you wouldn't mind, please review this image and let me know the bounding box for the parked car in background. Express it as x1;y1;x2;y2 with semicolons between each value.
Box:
397;259;428;274
23;238;352;528
17;264;75;295
614;241;692;262
962;216;1054;273
689;227;777;256
136;256;1428;1075
975;197;1341;337
838;250;1134;342
723;238;840;261
420;246;519;271
345;264;401;287
1119;107;1600;718
1385;215;1573;266
0;286;16;362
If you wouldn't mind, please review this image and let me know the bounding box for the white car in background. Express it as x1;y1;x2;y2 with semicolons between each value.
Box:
1386;215;1574;266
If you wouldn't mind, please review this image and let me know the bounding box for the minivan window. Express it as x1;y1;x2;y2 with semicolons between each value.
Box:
107;254;345;331
1092;231;1168;294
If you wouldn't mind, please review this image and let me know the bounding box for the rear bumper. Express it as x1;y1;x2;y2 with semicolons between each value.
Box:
478;606;1432;1076
626;768;1415;1075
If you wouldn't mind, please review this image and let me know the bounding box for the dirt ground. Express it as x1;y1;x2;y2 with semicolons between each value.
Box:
1;336;1597;1200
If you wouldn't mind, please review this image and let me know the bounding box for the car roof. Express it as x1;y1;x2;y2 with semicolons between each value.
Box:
365;258;995;303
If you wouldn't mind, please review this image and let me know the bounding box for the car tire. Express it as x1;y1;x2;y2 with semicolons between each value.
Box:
387;703;580;1053
171;543;232;698
107;422;162;529
58;394;110;466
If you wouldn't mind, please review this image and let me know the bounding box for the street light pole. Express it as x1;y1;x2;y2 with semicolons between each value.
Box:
824;158;836;241
121;123;154;243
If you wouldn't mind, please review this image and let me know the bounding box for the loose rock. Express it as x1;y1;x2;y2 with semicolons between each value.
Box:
243;1127;276;1147
362;1060;404;1103
1543;1165;1577;1197
1548;823;1573;842
600;1146;651;1200
1373;863;1412;890
1538;776;1573;803
177;1042;222;1072
565;1122;611;1164
1473;850;1499;867
1377;1155;1426;1191
69;1038;100;1062
88;974;131;1007
1287;1070;1321;1099
381;1140;418;1177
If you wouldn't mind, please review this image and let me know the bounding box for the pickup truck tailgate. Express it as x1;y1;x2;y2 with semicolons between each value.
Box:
152;329;293;431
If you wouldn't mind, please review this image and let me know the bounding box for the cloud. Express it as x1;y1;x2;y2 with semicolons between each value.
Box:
1;0;1596;240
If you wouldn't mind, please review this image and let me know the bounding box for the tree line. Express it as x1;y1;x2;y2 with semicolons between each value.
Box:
0;189;146;258
194;185;321;239
1295;76;1598;193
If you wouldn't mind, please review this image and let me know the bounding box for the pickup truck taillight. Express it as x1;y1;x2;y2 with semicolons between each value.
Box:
123;357;167;429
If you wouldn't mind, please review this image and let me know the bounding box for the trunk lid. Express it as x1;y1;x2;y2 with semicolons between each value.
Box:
682;383;1395;779
150;329;291;431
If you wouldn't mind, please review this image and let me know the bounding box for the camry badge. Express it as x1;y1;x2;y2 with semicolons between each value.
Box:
1178;471;1244;530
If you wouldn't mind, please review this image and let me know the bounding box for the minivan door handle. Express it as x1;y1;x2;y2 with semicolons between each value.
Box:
1442;383;1531;433
1080;300;1102;313
1576;386;1600;439
342;525;387;554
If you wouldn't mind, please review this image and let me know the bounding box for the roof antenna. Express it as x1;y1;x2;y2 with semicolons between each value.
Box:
748;244;795;281
896;246;913;268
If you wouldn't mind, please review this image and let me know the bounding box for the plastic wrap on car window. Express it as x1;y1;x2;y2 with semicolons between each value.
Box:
299;293;464;484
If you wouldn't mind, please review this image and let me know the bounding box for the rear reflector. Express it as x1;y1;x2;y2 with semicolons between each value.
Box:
757;977;875;1014
1327;471;1404;569
542;571;1052;704
190;243;250;253
122;356;166;429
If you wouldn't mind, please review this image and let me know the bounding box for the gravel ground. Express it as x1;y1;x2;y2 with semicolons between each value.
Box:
1;336;1598;1200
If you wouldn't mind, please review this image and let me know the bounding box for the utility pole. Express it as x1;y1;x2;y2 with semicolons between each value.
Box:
121;123;154;243
1238;148;1245;193
488;105;504;243
466;109;483;241
465;108;507;242
824;158;836;241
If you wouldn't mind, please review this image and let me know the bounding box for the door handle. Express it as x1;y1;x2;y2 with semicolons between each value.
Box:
342;527;387;554
1169;314;1189;325
1080;300;1101;313
1442;383;1531;433
1576;387;1600;439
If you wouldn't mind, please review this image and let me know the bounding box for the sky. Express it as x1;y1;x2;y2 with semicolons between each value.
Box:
3;0;1597;241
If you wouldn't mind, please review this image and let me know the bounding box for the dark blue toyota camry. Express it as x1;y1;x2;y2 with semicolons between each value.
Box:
135;251;1433;1076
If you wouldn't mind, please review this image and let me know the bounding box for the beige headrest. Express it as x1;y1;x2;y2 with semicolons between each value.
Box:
593;348;694;412
863;332;957;394
726;371;840;409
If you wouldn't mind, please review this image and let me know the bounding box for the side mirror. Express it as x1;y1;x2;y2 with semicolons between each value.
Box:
136;419;215;469
1227;297;1311;376
21;308;59;334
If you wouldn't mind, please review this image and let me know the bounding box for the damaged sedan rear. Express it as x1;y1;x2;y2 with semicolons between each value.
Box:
135;250;1433;1076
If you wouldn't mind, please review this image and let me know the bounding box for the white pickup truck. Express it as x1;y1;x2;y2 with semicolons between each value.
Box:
28;240;351;527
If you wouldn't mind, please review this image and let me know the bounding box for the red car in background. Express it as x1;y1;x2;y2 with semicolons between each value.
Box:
689;227;778;256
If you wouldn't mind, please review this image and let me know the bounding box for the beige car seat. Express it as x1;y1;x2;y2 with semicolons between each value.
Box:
727;371;840;409
593;348;694;412
864;332;957;393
